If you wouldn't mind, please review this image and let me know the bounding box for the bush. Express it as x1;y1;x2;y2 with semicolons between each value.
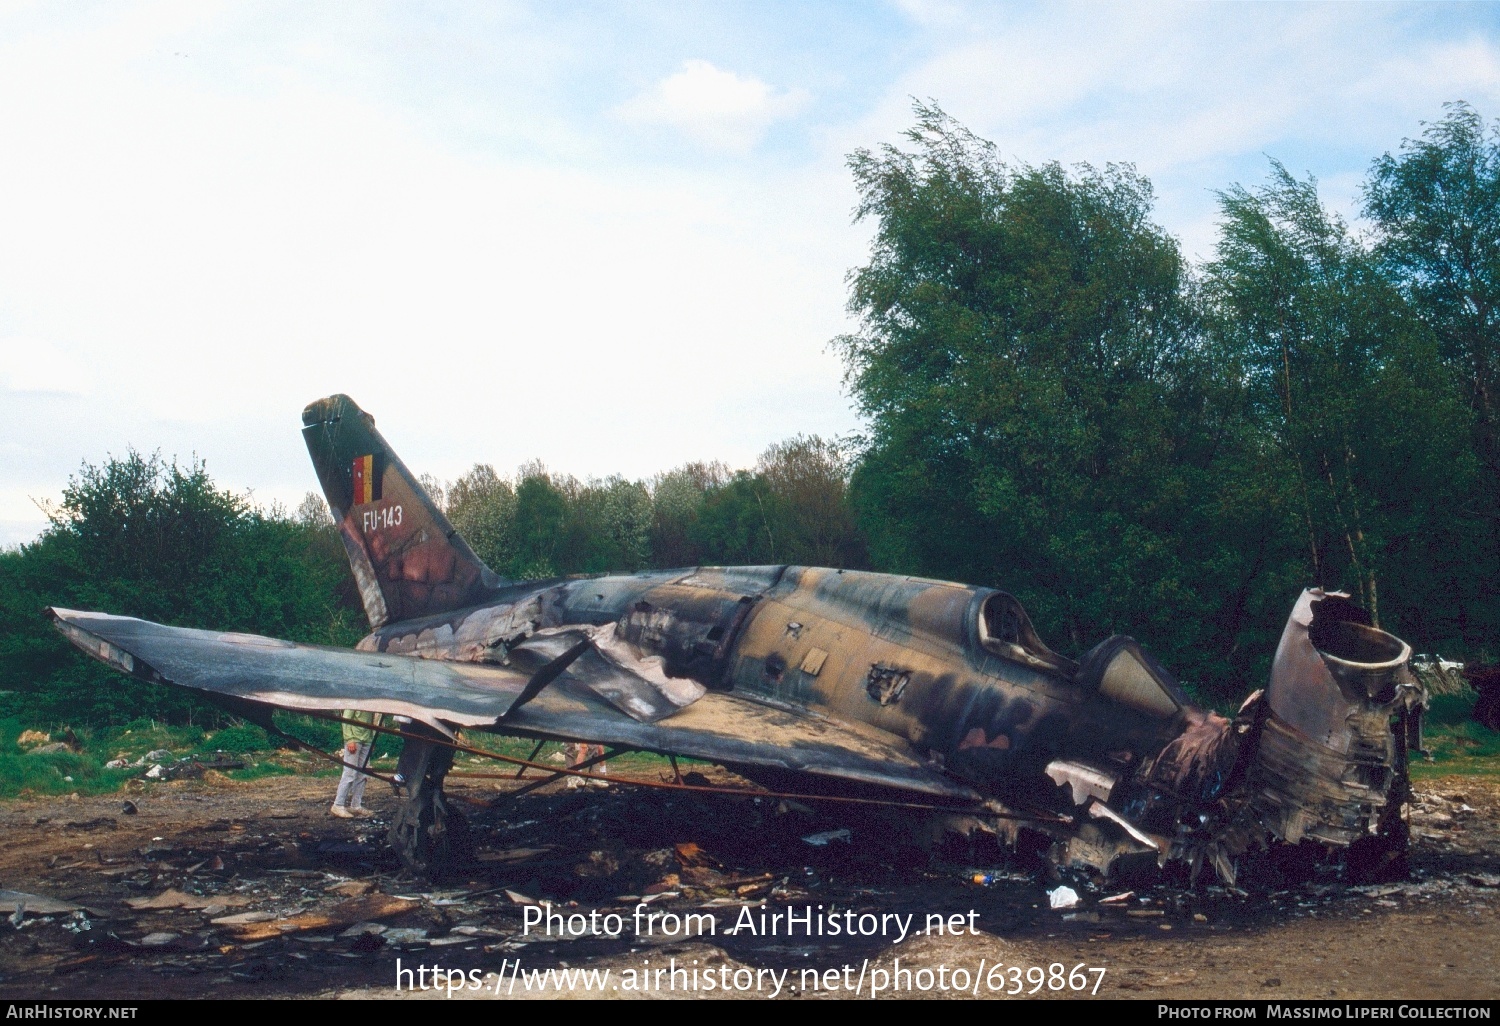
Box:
204;723;271;754
0;451;363;727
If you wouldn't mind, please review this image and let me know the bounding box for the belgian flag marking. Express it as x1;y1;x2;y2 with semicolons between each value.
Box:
351;454;379;505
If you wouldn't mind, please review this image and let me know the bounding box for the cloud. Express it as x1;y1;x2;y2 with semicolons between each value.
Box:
0;338;93;396
0;13;863;542
834;2;1500;260
617;59;809;152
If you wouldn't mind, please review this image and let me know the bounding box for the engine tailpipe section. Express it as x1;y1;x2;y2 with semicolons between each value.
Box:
1251;589;1423;848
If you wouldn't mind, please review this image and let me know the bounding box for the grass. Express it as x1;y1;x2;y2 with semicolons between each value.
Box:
0;713;681;798
1;688;1495;797
1411;691;1500;779
0;715;348;797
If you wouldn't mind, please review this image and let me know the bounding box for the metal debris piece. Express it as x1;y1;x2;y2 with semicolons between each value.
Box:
801;829;852;846
1;890;90;917
210;911;275;926
326;880;374;897
382;928;429;947
125;889;251;911
225;895;417;942
1048;886;1081;910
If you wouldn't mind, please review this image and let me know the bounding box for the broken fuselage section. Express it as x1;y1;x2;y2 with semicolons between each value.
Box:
300;392;1425;882
51;393;1425;884
361;564;1424;885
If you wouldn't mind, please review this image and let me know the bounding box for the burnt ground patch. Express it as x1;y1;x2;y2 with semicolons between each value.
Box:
0;770;1496;999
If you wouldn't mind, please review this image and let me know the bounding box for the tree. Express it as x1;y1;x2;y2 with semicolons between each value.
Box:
836;103;1231;679
1366;103;1500;493
0;452;361;724
648;462;729;568
1206;162;1471;632
566;476;653;574
445;464;516;574
690;472;780;566
509;462;570;579
755;435;866;568
1363;102;1500;651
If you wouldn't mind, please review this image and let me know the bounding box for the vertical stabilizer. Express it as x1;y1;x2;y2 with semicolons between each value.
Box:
302;394;503;628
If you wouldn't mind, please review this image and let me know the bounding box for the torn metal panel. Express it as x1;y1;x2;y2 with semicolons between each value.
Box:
1046;760;1118;805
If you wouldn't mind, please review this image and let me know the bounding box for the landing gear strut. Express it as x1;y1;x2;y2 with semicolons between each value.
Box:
388;731;472;880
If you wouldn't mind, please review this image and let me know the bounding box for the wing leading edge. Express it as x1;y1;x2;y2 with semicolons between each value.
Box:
49;608;536;730
48;608;978;801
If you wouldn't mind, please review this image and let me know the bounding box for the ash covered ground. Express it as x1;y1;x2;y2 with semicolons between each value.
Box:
0;766;1496;1001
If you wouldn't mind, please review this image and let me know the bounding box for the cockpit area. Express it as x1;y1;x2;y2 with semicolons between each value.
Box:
978;590;1188;720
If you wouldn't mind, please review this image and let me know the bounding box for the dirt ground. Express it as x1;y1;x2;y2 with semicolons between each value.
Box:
0;765;1496;1001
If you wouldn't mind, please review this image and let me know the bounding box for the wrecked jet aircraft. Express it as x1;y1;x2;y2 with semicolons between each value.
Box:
50;394;1426;885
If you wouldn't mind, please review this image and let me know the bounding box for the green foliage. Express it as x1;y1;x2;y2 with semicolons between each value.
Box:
446;464;517;573
835;101;1500;700
271;712;342;751
510;464;570;579
836;102;1246;687
567;476;654;574
204;723;272;754
1205;162;1478;654
752;436;866;568
0;748;135;798
0;718;133;796
1420;686;1500;773
1365;102;1500;653
438;447;865;579
1366;102;1500;440
0;451;363;726
649;462;729;567
264;712;402;759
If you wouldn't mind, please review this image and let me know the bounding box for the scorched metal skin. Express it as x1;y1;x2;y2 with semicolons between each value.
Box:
50;394;1427;884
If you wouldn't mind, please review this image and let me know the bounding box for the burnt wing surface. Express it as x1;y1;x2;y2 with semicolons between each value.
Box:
49;395;1427;884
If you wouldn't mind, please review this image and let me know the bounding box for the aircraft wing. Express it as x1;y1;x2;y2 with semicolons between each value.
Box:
49;608;979;801
49;608;550;731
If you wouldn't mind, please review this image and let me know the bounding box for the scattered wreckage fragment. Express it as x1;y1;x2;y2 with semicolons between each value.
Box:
50;394;1427;885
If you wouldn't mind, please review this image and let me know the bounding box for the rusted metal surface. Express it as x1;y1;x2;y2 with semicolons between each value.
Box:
50;395;1428;884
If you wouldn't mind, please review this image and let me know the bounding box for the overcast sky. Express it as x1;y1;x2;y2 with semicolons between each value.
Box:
3;1;1499;547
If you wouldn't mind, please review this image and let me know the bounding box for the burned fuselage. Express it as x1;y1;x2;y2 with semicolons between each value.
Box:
358;562;1424;885
53;393;1426;886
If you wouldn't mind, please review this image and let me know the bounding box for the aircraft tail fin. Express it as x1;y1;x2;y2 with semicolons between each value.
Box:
301;394;504;628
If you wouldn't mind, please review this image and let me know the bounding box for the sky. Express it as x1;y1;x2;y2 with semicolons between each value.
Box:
2;1;1499;547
